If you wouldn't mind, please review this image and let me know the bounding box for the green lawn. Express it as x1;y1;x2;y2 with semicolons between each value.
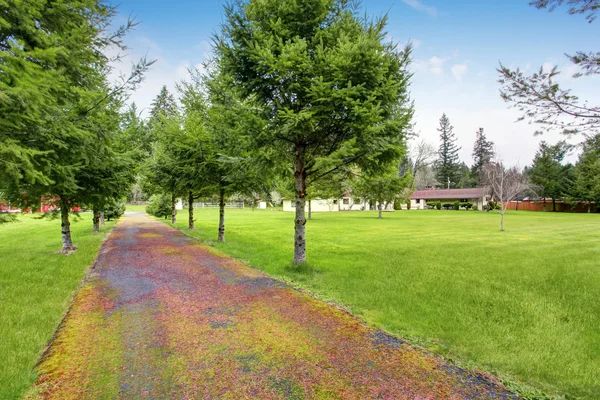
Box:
160;207;600;399
0;213;116;399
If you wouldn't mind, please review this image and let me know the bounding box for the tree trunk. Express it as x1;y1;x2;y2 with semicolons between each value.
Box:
93;208;100;233
188;191;194;230
60;197;76;253
294;142;307;265
171;193;177;224
543;197;546;212
552;198;556;212
308;198;312;220
218;186;225;242
100;211;105;226
500;209;505;232
378;203;383;219
588;203;591;213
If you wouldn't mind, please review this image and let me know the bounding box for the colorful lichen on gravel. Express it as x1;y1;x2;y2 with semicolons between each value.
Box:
29;212;519;399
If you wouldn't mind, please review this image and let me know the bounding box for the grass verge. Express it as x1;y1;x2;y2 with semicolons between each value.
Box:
0;213;116;399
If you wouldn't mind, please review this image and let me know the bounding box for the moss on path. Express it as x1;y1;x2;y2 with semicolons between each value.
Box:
29;213;518;399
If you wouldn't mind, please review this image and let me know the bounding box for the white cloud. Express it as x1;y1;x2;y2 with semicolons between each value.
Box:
451;63;468;81
428;56;446;74
402;0;437;17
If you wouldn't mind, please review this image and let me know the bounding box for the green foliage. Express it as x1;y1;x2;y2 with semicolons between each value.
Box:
354;169;412;217
472;128;495;183
0;0;150;249
456;162;477;188
442;203;453;210
574;134;600;206
472;204;479;211
215;0;413;259
426;201;441;209
529;141;574;210
103;200;125;221
406;199;411;210
435;114;462;188
486;201;502;211
146;194;172;219
460;202;473;210
453;201;460;210
148;85;179;138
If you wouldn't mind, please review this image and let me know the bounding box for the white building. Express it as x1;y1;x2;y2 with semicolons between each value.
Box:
409;188;489;210
282;196;392;213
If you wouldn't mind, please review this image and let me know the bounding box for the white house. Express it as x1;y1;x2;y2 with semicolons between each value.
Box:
282;196;392;213
409;188;489;210
282;198;340;212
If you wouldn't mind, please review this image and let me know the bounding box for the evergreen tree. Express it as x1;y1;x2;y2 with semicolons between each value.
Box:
574;134;600;212
354;167;412;219
215;0;413;264
149;86;179;123
472;128;495;184
78;97;136;232
148;86;179;146
0;0;150;252
456;162;477;188
144;87;187;224
529;141;573;211
144;113;186;225
202;70;269;242
435;113;462;188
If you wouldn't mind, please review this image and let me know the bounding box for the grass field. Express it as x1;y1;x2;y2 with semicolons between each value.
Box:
159;207;600;399
0;213;116;399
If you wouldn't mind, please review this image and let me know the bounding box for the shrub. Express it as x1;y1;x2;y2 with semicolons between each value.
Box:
442;203;453;210
146;194;171;219
461;202;473;210
453;201;460;210
393;199;402;210
406;199;411;210
103;199;125;221
435;201;442;210
472;205;478;211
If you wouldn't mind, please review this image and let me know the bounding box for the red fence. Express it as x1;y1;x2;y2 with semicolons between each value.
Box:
505;200;597;213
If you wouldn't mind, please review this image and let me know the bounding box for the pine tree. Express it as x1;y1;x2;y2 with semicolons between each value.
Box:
202;70;269;242
574;134;600;212
529;141;572;211
471;128;495;184
215;0;413;264
435;113;462;188
0;0;148;252
149;86;178;123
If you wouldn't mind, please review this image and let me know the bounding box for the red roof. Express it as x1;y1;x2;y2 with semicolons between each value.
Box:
410;188;486;200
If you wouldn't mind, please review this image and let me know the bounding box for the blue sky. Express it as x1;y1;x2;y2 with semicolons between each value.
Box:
109;0;600;165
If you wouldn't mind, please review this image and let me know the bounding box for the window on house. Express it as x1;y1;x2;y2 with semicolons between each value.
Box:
416;199;420;204
343;199;349;205
460;198;468;202
333;200;338;204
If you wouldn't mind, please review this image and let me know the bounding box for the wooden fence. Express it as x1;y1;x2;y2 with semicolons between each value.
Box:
505;200;597;213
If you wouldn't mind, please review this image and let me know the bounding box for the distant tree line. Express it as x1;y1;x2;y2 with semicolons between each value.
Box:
406;110;600;213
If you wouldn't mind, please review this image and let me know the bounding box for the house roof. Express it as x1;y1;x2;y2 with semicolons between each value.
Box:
410;188;486;200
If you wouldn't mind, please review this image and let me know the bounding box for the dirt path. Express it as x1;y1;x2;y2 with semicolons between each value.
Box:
31;212;517;399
